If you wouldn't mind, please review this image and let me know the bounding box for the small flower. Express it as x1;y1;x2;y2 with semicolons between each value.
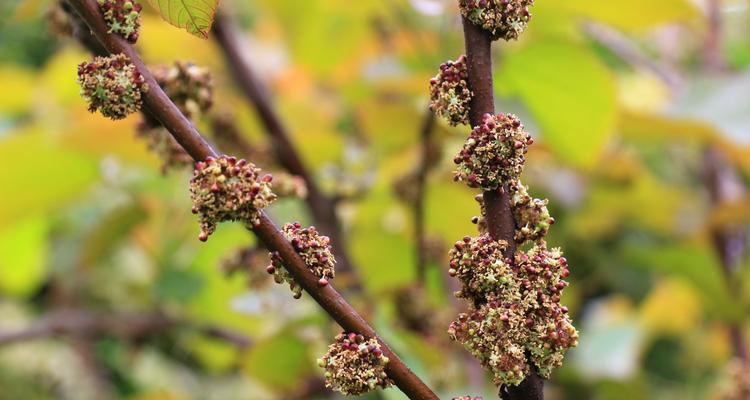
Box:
271;172;308;199
318;332;393;395
136;124;193;172
98;0;142;43
429;55;473;126
267;222;336;298
189;156;276;241
393;285;436;335
510;179;554;245
715;359;750;400
152;61;213;119
448;235;512;304
77;53;147;120
459;0;534;41
454;113;533;191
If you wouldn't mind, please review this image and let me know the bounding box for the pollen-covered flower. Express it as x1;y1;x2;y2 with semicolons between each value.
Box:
98;0;142;43
429;55;473;126
77;53;147;120
189;156;276;241
267;222;335;298
152;61;213;119
454;113;533;190
448;235;512;304
318;332;393;395
459;0;534;41
510;180;554;244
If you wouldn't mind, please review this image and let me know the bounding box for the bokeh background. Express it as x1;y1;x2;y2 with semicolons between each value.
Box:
1;0;750;399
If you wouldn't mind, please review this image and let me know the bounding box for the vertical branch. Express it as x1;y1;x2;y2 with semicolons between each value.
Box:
461;15;542;400
211;14;363;291
415;109;436;283
704;0;725;72
703;147;748;360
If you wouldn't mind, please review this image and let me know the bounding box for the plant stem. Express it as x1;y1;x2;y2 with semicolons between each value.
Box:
211;13;363;292
460;15;543;400
415;109;436;283
65;1;437;397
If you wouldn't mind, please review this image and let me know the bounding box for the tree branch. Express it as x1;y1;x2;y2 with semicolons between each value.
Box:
64;1;437;397
461;16;543;400
211;13;363;291
415;109;436;283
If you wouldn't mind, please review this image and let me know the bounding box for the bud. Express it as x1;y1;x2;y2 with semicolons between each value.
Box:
459;0;534;41
97;0;142;43
189;156;277;241
429;55;473;126
318;333;393;395
77;53;147;120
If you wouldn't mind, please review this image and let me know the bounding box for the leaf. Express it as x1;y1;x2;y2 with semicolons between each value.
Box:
0;216;49;298
241;332;313;391
146;0;219;39
557;0;701;31
498;40;617;168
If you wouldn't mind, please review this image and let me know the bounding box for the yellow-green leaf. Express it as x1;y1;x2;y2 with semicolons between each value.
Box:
558;0;701;31
0;216;48;298
147;0;218;39
499;40;617;168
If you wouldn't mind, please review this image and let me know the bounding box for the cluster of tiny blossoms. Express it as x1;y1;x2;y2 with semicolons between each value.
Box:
454;113;533;190
152;61;213;119
77;53;147;120
318;333;392;396
510;180;554;245
189;156;276;242
459;0;534;41
267;222;335;298
715;359;750;400
98;0;142;43
429;55;473;126
448;239;578;385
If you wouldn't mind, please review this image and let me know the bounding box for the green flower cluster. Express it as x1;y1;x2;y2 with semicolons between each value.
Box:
77;53;147;120
98;0;142;43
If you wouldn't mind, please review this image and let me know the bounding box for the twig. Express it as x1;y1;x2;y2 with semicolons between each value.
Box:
64;1;437;397
460;16;543;400
211;13;363;292
415;109;436;283
703;147;748;360
704;0;726;73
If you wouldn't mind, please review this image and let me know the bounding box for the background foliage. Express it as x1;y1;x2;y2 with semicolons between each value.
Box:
1;0;750;399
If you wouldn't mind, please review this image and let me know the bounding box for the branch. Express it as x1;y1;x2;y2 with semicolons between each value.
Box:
415;109;436;283
64;1;437;398
211;13;363;291
461;16;543;400
704;0;726;72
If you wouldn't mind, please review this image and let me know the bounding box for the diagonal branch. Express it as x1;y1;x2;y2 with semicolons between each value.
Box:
211;13;363;291
64;1;437;398
461;16;543;400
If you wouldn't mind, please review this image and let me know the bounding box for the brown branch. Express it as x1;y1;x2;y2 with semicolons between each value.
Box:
211;13;363;292
703;147;748;360
64;1;437;398
704;0;726;73
415;109;436;283
461;16;543;400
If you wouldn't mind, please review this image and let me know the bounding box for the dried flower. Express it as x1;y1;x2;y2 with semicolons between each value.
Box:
152;61;213;119
430;55;473;126
318;332;393;395
267;223;336;298
459;0;534;41
189;156;276;241
510;180;554;244
454;113;533;191
77;53;147;120
98;0;142;43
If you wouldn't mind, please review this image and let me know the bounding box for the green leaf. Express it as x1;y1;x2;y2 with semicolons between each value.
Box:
147;0;218;38
557;0;700;31
0;216;48;298
241;332;313;391
498;40;617;168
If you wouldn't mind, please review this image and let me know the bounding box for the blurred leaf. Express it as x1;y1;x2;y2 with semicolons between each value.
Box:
241;332;312;391
183;333;238;374
0;130;98;226
154;268;205;303
499;40;617;168
0;216;48;298
80;202;148;268
0;64;35;115
558;0;700;31
638;278;702;335
146;0;218;38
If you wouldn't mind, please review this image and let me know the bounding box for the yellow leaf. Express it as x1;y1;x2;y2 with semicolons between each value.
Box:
639;278;702;335
559;0;701;31
0;216;48;298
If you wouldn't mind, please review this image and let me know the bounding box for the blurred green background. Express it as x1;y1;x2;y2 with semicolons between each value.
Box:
1;0;750;399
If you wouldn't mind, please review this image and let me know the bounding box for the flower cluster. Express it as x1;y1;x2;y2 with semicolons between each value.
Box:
715;359;750;400
393;285;437;335
220;247;271;289
152;61;213;119
136;125;193;172
77;53;147;120
267;222;335;298
98;0;142;43
510;180;553;245
453;113;533;191
459;0;534;41
429;55;473;126
189;156;276;241
318;333;392;395
453;397;483;400
271;172;308;199
448;240;578;385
